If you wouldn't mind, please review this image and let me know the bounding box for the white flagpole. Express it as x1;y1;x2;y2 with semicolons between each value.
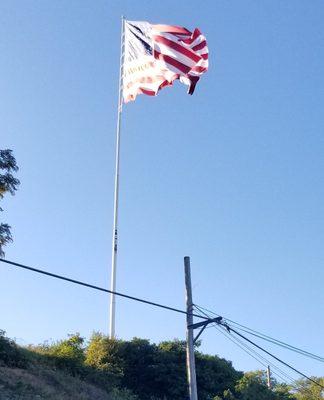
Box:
109;16;125;338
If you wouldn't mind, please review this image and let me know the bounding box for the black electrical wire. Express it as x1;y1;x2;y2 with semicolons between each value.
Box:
214;324;295;385
233;327;324;363
1;258;322;389
218;325;320;398
195;305;324;399
218;326;297;385
193;305;297;386
0;258;207;321
194;303;324;363
224;324;324;389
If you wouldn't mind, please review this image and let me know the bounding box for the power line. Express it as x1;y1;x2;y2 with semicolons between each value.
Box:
193;305;323;390
194;305;297;386
195;308;322;399
195;304;324;362
226;328;296;384
213;327;320;398
1;258;323;389
214;324;295;385
224;324;324;389
194;306;324;398
194;304;324;363
232;327;324;363
0;258;208;321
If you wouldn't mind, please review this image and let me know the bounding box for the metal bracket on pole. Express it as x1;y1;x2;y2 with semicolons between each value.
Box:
189;317;223;344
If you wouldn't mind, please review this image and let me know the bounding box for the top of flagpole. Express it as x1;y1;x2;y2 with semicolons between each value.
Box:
118;16;125;112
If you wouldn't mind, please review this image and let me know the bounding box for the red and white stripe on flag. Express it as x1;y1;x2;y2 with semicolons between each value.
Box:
123;20;209;103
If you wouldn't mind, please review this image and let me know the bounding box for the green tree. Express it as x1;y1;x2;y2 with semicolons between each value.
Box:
294;377;324;400
154;340;188;399
234;370;276;400
86;334;162;399
85;336;242;400
274;383;296;400
223;388;237;399
195;351;242;399
85;332;123;375
0;149;20;257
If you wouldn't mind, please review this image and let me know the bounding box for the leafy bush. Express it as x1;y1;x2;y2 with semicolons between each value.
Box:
30;333;85;375
0;329;27;368
109;388;139;400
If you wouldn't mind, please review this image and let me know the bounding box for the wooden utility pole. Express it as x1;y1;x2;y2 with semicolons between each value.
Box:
267;365;271;389
184;256;198;400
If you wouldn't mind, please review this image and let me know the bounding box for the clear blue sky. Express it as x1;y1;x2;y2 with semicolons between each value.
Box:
1;0;323;380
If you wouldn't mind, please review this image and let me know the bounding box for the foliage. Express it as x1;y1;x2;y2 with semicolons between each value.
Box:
85;332;124;376
154;339;188;399
0;331;322;400
293;377;324;400
108;388;139;400
208;371;298;400
274;383;297;400
86;334;163;399
85;335;241;400
235;371;272;399
0;223;13;256
31;333;86;375
195;351;242;399
0;149;20;257
223;389;236;399
0;329;27;368
30;333;121;394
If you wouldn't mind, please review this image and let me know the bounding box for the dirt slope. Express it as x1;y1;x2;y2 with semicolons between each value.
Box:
0;365;115;400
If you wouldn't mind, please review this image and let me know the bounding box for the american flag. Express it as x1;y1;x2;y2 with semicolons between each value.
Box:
123;20;209;103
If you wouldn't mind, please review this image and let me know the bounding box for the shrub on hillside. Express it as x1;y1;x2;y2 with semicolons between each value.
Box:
30;333;85;375
0;329;27;368
109;388;139;400
85;332;124;376
86;333;162;399
30;333;121;393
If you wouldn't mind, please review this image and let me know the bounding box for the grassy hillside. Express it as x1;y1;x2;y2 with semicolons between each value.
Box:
0;364;125;400
0;330;135;400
